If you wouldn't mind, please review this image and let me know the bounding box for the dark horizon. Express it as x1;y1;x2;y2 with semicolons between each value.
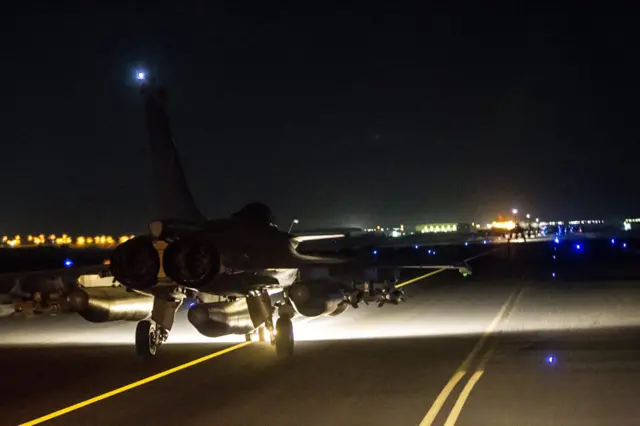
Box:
6;2;640;234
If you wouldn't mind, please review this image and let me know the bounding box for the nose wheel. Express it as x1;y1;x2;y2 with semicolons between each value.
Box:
275;315;294;356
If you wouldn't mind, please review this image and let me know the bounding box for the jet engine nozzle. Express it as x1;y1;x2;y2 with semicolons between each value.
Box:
110;236;160;290
163;237;221;288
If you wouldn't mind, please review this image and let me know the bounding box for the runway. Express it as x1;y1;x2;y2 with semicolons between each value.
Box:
2;243;640;425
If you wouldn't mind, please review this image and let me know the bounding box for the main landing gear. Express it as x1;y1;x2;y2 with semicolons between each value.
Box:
135;296;182;357
275;314;293;356
244;297;296;357
135;320;168;356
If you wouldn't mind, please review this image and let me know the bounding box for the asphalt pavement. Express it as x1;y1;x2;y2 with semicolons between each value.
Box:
2;243;640;426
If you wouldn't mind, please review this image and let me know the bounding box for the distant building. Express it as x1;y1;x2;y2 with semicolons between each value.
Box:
415;223;471;233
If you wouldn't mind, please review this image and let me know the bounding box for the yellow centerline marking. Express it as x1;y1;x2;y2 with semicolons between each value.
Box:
19;342;251;426
396;249;496;289
396;268;447;288
418;287;521;426
442;285;527;425
20;248;495;425
443;346;495;426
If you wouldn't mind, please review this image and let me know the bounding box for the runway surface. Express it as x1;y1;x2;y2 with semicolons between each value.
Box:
2;243;640;425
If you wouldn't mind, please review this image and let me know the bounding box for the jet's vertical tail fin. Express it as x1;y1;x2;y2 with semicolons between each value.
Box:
142;84;207;223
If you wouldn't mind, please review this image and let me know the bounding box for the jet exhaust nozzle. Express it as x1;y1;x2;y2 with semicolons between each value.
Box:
163;236;221;288
110;236;160;290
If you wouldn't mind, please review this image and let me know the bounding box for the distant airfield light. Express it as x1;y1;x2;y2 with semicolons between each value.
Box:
546;355;556;365
575;244;581;251
427;249;432;254
464;242;469;246
512;208;519;215
63;258;73;268
136;71;146;80
483;240;487;244
554;237;560;244
372;249;378;255
526;214;531;219
623;243;628;248
432;250;436;255
414;245;419;249
536;218;540;222
552;272;556;278
552;255;556;260
611;238;616;245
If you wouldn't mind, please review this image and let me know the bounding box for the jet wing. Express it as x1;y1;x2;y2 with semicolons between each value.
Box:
291;234;345;243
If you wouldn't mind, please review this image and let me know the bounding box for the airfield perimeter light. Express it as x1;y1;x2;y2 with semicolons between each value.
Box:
512;208;519;215
526;214;531;219
136;71;146;80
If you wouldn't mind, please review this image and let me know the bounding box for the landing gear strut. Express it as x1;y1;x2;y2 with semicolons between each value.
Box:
135;320;167;356
135;296;182;357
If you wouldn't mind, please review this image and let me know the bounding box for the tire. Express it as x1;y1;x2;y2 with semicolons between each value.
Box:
275;316;294;356
135;320;157;357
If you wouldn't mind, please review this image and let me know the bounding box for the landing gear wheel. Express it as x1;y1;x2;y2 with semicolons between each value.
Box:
275;316;294;357
136;320;159;357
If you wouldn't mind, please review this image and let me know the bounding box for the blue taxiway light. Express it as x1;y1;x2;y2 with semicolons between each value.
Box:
546;355;556;365
464;242;469;246
483;240;487;245
611;238;616;245
575;244;581;251
63;258;73;267
554;237;560;244
372;250;378;255
136;71;146;80
623;243;628;248
188;301;196;308
432;250;436;255
414;245;419;249
552;255;556;260
552;272;556;278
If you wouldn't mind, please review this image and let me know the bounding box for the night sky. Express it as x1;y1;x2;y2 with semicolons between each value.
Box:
6;2;639;234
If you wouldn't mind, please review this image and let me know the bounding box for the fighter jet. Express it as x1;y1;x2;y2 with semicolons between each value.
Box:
1;75;472;357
